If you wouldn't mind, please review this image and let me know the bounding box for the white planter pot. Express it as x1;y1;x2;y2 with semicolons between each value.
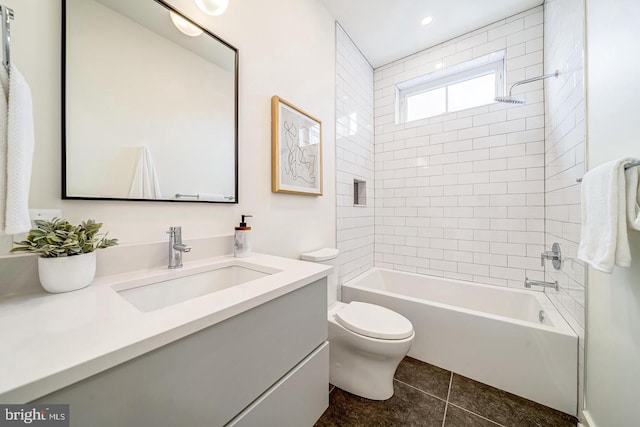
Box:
38;252;97;293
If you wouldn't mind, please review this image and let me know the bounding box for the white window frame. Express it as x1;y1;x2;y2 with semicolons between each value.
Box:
397;52;505;123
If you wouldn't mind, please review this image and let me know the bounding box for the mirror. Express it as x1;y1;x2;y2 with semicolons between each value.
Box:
62;0;238;203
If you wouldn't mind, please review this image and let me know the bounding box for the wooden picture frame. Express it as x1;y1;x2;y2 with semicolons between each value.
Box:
271;96;323;196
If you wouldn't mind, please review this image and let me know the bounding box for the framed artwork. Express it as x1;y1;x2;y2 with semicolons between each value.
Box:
271;96;323;196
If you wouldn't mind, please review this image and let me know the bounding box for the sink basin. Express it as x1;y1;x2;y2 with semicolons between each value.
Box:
114;261;279;312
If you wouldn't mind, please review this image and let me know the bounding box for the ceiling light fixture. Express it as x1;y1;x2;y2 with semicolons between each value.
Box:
194;0;229;16
421;16;433;26
170;11;203;37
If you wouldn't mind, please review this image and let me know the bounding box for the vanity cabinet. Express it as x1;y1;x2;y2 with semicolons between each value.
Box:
34;278;328;427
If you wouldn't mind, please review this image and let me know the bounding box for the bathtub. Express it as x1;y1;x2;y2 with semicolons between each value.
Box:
341;268;578;415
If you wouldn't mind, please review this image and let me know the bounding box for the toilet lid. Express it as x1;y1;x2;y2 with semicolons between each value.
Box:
336;302;413;340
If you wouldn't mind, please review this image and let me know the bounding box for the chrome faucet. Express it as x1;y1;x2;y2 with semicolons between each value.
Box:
167;226;192;269
540;243;562;270
525;277;559;292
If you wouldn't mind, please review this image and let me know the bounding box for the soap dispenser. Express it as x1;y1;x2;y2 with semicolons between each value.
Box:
234;215;253;257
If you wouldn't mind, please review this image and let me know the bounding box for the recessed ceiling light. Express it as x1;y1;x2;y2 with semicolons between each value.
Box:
421;16;433;26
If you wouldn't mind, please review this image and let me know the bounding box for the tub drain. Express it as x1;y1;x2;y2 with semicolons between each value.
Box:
539;310;545;323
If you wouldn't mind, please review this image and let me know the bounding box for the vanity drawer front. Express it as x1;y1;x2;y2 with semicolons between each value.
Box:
34;278;328;427
227;341;329;427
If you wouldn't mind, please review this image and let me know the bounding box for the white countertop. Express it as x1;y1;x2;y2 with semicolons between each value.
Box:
0;253;331;403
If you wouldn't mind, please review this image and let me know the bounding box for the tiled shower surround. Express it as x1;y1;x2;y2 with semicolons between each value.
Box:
334;1;586;419
543;0;586;413
335;24;375;286
372;7;546;287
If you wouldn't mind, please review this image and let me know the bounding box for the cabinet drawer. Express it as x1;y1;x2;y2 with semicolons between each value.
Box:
228;342;329;427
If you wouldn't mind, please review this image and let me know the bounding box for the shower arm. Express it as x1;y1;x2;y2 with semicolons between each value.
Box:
505;69;559;97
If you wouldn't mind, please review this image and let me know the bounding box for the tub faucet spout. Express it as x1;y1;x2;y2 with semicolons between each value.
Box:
167;226;192;269
525;277;559;292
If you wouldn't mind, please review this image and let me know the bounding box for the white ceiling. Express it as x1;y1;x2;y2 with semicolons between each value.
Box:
320;0;544;68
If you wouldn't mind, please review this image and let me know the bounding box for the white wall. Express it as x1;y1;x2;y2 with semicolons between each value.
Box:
543;0;586;414
0;0;336;260
335;25;375;286
373;7;546;287
584;0;640;426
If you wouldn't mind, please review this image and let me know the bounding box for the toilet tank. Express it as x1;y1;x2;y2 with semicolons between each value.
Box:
300;248;339;306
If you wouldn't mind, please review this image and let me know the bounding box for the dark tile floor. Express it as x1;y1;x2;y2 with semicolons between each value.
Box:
315;357;577;427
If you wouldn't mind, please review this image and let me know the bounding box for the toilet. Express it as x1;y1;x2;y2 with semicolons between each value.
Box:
301;248;415;401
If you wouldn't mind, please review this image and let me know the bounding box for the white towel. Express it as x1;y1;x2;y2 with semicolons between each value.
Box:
577;158;635;273
626;164;640;230
0;66;8;235
3;64;35;235
128;146;162;199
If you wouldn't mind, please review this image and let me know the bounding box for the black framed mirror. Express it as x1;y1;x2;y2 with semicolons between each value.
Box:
62;0;238;203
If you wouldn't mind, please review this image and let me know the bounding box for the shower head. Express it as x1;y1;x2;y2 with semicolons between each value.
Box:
494;96;525;104
495;69;560;105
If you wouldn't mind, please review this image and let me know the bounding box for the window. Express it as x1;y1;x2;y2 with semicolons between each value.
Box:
397;53;505;123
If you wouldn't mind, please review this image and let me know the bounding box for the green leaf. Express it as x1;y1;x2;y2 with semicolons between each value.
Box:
10;217;118;258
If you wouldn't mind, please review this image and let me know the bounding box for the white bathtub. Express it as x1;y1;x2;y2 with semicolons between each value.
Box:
342;268;578;415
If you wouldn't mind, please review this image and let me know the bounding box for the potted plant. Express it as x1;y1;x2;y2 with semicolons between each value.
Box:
11;218;118;293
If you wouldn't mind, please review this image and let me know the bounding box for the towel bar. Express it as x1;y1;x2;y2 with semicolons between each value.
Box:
576;160;640;183
0;5;14;74
174;193;235;201
175;193;199;199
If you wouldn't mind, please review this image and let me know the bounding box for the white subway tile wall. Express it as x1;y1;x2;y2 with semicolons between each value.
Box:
336;24;375;286
543;0;586;413
373;6;545;287
337;7;586;408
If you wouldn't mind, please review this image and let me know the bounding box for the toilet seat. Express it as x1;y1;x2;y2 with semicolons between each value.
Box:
335;302;413;340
